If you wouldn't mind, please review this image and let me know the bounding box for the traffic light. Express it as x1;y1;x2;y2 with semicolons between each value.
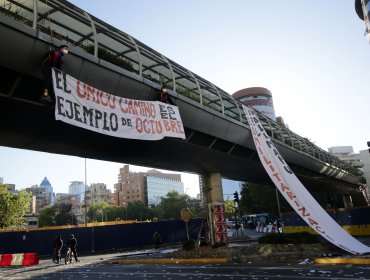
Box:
233;191;239;203
368;141;370;153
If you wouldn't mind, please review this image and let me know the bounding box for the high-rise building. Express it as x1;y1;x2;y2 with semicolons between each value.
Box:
359;149;370;199
233;87;276;121
0;177;3;184
40;177;55;206
146;170;183;206
85;183;112;206
69;181;85;203
114;165;184;207
25;184;52;213
328;146;364;169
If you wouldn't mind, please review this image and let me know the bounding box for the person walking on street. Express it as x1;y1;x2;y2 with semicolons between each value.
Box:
153;231;161;250
52;235;63;264
41;44;69;103
67;234;79;262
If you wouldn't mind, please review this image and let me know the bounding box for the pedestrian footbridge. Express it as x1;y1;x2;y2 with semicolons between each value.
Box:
0;0;367;206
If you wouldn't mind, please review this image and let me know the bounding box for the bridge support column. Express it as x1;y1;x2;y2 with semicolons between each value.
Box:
200;173;227;246
342;194;353;209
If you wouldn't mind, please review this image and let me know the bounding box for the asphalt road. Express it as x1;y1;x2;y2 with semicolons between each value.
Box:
1;254;370;280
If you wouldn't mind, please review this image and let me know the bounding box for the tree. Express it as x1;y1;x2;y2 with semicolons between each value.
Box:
0;185;32;229
87;201;112;222
158;191;202;220
126;201;155;221
38;206;56;227
55;203;76;226
239;182;280;216
224;198;236;220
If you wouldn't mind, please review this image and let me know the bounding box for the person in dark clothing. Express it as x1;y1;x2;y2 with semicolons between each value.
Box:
158;86;175;105
52;235;63;264
66;234;79;262
41;44;69;103
153;231;161;250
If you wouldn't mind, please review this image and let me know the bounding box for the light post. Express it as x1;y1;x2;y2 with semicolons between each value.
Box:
84;158;87;227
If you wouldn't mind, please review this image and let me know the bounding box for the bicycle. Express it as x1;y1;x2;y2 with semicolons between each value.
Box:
65;247;74;264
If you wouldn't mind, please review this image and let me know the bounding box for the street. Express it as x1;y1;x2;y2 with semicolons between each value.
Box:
1;253;370;280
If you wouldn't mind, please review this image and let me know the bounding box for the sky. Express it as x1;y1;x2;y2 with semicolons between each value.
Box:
1;1;370;197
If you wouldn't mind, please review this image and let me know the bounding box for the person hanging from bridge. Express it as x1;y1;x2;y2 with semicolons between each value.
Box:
158;86;175;105
40;44;69;103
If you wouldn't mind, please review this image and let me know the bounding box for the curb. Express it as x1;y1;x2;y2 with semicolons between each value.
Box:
315;258;370;265
103;258;229;265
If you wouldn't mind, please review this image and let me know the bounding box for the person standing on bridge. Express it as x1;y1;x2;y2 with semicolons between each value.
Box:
158;86;175;105
41;44;69;103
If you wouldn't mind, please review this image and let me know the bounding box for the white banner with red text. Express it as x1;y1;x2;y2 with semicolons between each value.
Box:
52;68;185;141
243;105;370;255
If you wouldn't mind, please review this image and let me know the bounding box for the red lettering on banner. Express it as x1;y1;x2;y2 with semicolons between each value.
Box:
86;85;95;102
119;98;156;118
280;182;289;192
77;80;86;98
136;118;163;134
76;80;116;109
163;120;184;134
263;155;272;165
298;207;310;217
308;217;318;226
286;191;296;200
272;172;281;181
253;136;261;146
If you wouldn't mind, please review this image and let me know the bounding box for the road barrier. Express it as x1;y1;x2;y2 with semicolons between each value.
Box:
0;253;39;266
255;224;278;233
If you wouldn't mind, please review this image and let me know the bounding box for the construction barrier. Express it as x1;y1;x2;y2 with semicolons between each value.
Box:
0;253;39;266
256;224;278;233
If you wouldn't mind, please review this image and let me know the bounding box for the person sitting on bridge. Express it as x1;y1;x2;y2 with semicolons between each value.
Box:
158;86;175;105
41;44;69;103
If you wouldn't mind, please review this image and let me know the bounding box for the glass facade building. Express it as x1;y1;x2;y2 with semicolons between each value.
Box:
146;176;184;206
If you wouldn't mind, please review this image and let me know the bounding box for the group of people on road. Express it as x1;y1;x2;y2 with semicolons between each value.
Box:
52;234;79;264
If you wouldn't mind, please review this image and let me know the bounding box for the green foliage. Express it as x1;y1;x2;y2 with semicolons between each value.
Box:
38;204;77;227
240;182;287;216
258;232;320;244
38;206;56;227
158;191;202;220
55;204;76;226
182;239;196;250
0;185;32;229
224;198;236;220
85;45;134;72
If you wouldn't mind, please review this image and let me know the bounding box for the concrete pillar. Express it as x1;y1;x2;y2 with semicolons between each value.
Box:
200;173;226;245
342;194;353;209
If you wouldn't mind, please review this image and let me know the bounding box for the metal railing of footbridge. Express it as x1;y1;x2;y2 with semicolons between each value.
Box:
0;0;362;177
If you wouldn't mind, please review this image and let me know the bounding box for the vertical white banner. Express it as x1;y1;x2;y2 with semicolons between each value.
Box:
243;105;370;255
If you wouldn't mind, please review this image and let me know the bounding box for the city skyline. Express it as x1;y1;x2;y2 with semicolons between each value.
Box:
0;148;198;197
1;1;369;197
